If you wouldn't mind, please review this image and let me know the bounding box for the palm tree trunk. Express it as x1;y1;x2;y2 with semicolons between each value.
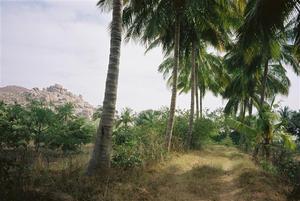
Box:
239;102;244;121
187;41;196;148
165;14;180;151
86;0;122;175
260;60;269;106
195;67;199;120
242;99;247;122
260;60;271;160
248;98;253;117
200;86;203;118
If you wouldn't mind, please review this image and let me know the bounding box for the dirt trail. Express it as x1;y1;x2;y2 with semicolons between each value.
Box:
133;146;289;201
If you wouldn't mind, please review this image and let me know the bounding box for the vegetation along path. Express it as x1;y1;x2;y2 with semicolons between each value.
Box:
112;146;291;201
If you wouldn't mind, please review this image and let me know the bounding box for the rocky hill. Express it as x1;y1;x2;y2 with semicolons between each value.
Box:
0;84;95;119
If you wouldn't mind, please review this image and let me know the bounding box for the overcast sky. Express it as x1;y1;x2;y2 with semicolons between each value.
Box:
1;0;299;111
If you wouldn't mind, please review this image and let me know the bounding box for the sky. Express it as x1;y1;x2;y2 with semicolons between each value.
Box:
1;0;299;111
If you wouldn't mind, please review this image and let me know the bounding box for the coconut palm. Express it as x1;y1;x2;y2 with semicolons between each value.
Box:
196;48;225;118
224;52;293;122
238;0;300;47
86;0;123;174
158;48;224;147
123;0;242;150
227;101;296;160
122;0;186;151
56;103;75;122
116;107;135;128
134;109;165;126
235;0;300;107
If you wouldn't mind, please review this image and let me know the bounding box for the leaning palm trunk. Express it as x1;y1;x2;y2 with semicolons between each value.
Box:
86;0;123;175
165;15;180;152
187;42;196;148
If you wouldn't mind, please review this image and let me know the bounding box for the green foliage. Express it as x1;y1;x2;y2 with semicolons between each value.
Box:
271;146;300;185
0;150;31;201
46;118;94;152
111;109;167;168
0;101;95;152
92;106;103;120
279;107;300;142
172;110;189;146
0;102;33;149
259;160;278;175
191;118;218;149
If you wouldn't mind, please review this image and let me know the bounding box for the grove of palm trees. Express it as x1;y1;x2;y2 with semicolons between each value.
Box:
1;0;300;201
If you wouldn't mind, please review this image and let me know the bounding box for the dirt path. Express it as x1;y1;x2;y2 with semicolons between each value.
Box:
131;146;290;201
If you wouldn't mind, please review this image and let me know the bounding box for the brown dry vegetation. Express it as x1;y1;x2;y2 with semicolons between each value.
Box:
13;145;293;201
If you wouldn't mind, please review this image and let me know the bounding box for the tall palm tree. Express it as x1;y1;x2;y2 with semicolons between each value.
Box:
236;0;300;107
195;66;199;119
124;0;243;150
239;0;299;47
86;0;123;175
196;48;225;118
123;0;186;151
223;63;291;119
159;48;224;147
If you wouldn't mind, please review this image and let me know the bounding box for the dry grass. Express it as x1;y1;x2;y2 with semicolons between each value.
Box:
6;145;293;201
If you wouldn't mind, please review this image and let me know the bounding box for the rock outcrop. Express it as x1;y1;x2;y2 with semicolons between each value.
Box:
0;84;95;119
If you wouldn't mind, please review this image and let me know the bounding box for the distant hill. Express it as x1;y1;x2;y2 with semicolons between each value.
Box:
0;84;95;119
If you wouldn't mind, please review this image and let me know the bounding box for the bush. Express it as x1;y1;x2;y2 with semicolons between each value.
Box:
260;160;278;174
271;146;300;185
112;123;166;168
191;118;218;149
0;103;31;149
46;118;95;152
0;101;95;152
172;110;189;148
0;148;32;201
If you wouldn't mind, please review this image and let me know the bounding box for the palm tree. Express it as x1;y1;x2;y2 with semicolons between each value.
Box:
238;0;299;47
196;48;225;118
56;103;75;122
123;0;186;151
123;0;242;150
159;48;225;147
180;0;244;147
116;107;135;128
227;101;296;160
235;0;300;107
86;0;123;175
224;57;291;120
135;109;162;126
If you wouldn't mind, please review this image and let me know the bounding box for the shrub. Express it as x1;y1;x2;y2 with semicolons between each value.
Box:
46;118;94;152
260;160;278;174
271;146;300;185
172;110;189;147
0;103;31;149
112;123;166;168
191;118;218;149
0;101;95;152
